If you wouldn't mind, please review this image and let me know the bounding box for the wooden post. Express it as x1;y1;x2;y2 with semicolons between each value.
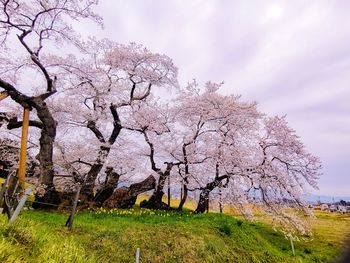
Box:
9;188;31;223
0;91;9;101
290;236;295;256
66;185;81;230
18;108;30;185
0;171;13;213
135;248;140;263
167;175;170;208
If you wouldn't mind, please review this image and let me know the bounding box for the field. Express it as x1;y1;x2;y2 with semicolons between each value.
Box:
0;206;349;263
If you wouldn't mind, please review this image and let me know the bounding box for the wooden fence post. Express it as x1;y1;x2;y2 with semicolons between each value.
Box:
290;236;295;256
136;248;140;263
66;184;81;230
0;171;13;213
9;188;31;223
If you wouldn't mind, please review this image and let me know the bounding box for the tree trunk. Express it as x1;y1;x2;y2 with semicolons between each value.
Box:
194;174;229;213
35;100;56;188
167;175;170;207
81;105;122;200
177;184;188;211
93;168;120;207
80;162;105;199
178;143;190;211
195;189;210;213
140;163;173;209
34;101;61;206
104;167;120;187
140;173;167;209
104;175;156;209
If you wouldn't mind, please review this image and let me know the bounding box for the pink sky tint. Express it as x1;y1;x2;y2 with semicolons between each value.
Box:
75;0;350;196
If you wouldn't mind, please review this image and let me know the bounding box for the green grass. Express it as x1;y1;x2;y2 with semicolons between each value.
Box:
0;208;349;263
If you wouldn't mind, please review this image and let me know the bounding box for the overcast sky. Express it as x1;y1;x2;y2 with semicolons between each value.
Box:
77;0;349;196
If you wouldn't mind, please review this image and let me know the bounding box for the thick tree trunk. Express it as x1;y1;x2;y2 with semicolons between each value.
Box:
30;99;60;206
140;173;167;209
152;170;167;204
80;144;112;199
93;168;120;207
104;175;156;209
80;162;105;199
35;100;56;188
178;143;190;211
194;174;228;213
140;163;173;209
104;167;120;187
81;105;122;200
195;189;210;213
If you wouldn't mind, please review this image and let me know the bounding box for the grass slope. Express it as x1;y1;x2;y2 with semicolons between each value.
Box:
0;209;349;263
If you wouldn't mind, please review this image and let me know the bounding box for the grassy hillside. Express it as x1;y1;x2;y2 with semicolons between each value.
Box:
0;208;349;263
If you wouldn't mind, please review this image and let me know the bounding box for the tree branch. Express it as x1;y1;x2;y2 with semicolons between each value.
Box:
87;120;105;143
7;118;43;129
108;103;122;144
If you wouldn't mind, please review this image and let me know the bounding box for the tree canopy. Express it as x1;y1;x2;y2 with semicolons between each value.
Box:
0;0;321;235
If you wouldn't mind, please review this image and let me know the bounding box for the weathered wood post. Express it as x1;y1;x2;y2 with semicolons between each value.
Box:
0;91;8;101
0;171;13;213
66;184;81;230
290;236;295;256
135;248;140;263
18;108;30;188
9;188;31;223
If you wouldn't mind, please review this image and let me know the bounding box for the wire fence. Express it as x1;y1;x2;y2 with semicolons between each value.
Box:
29;200;73;209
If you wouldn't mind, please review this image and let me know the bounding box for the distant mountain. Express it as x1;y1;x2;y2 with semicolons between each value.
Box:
306;194;350;204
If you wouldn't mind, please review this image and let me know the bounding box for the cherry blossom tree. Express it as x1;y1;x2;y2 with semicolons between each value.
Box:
0;2;322;238
51;39;178;199
0;0;101;201
243;116;321;234
124;100;180;209
201;114;320;234
168;81;321;234
169;81;260;211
